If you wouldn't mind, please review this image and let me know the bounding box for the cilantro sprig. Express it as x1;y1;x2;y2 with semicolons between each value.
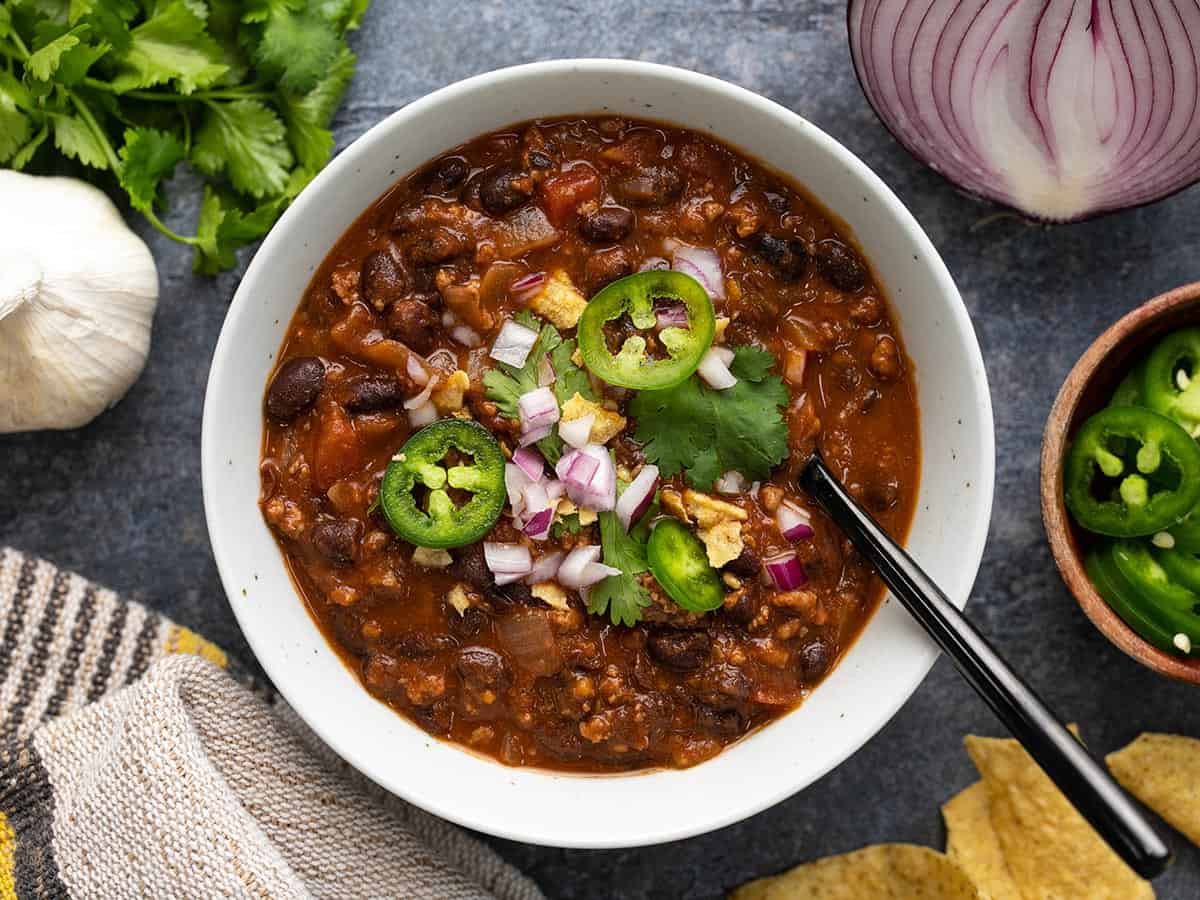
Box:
483;312;595;464
588;500;655;627
0;0;365;273
629;345;790;489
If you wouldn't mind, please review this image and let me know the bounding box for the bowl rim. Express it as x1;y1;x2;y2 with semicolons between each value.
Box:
1041;280;1200;683
202;58;996;847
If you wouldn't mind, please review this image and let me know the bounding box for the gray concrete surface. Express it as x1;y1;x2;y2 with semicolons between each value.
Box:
3;2;1200;896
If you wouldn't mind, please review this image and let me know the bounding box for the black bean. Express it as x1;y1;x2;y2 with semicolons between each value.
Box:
394;630;458;658
265;356;325;421
527;150;554;169
814;239;867;292
309;518;359;567
406;227;468;266
448;605;488;639
698;663;751;710
798;638;834;682
754;234;809;281
359;250;408;309
579;206;634;243
616;166;684;206
339;375;407;414
426;156;469;193
450;543;494;592
456;646;510;688
724;547;761;579
647;629;711;671
489;581;535;609
479;165;533;215
724;591;757;626
387;298;439;354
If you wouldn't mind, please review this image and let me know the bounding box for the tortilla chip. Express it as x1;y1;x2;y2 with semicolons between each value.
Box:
942;782;1022;900
730;844;979;899
965;735;1153;900
1108;733;1200;848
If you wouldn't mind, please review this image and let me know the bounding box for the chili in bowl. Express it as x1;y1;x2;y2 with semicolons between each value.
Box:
202;60;993;847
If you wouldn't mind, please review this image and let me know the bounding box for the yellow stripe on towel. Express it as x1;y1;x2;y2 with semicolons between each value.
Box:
0;811;16;900
164;625;227;669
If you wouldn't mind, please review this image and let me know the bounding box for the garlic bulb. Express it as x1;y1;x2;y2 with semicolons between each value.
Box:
0;171;159;433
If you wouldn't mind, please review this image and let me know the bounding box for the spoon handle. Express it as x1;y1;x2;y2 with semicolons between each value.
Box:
799;457;1172;880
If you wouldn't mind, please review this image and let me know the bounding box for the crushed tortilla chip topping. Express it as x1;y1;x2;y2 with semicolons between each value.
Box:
562;392;626;444
528;270;588;330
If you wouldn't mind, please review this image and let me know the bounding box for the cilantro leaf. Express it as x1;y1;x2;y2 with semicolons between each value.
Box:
11;125;49;170
51;113;109;169
192;99;293;198
192;186;287;274
280;46;354;169
550;513;583;538
629;345;790;489
118;126;185;213
253;1;343;95
730;344;776;382
0;74;32;163
108;1;227;94
26;26;85;80
588;509;653;626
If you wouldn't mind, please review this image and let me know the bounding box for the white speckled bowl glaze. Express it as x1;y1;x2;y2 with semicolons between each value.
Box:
202;60;994;848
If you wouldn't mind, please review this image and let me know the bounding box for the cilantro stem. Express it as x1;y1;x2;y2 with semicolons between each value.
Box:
5;31;30;59
142;208;199;245
66;89;120;172
82;78;275;103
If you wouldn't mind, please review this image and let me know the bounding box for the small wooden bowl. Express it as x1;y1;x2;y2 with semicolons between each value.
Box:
1042;282;1200;683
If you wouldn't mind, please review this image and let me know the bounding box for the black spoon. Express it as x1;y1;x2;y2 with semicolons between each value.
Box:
798;453;1172;880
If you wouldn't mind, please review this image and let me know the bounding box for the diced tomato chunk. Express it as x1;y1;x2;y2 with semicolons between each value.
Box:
538;166;601;226
313;399;361;489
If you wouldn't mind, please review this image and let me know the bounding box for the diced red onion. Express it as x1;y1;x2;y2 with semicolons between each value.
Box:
451;325;481;348
697;347;738;390
848;0;1200;222
512;446;545;482
715;470;748;495
403;375;439;410
712;346;734;366
558;414;594;449
490;320;539;368
505;462;531;516
615;465;659;531
496;611;560;676
557;546;619;589
776;501;815;542
518;422;554;447
655;301;689;329
518;386;559;430
538;355;556;387
484;542;532;585
765;552;808;590
406;355;430;386
638;256;670;272
526;551;564;584
511;271;546;302
407;401;437;427
522;507;555;540
665;239;725;300
555;444;616;511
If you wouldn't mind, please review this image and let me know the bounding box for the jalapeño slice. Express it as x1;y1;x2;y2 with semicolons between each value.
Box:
577;270;715;390
646;518;724;613
1063;405;1200;537
1143;328;1200;430
380;419;506;549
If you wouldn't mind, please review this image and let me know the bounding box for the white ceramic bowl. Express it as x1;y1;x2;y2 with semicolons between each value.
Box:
202;59;994;848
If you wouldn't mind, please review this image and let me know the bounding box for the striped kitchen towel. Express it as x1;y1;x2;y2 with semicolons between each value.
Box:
0;548;545;900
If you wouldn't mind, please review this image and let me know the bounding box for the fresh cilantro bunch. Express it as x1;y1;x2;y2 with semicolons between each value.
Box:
629;345;790;489
484;312;595;464
0;0;366;273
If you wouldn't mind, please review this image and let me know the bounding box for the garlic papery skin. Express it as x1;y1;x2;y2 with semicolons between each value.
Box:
0;172;159;433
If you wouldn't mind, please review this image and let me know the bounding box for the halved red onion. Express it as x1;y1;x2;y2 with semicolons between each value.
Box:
522;507;554;540
615;465;659;531
697;347;738;390
558;414;594;449
406;355;430;386
484;542;532;585
765;552;808;590
451;325;481;348
848;0;1200;222
526;551;564;584
403;375;439;410
538;355;556;387
518;386;560;431
665;239;726;300
512;446;545;482
407;401;438;427
511;271;546;302
776;501;815;542
654;300;689;329
490;320;539;368
715;470;748;495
